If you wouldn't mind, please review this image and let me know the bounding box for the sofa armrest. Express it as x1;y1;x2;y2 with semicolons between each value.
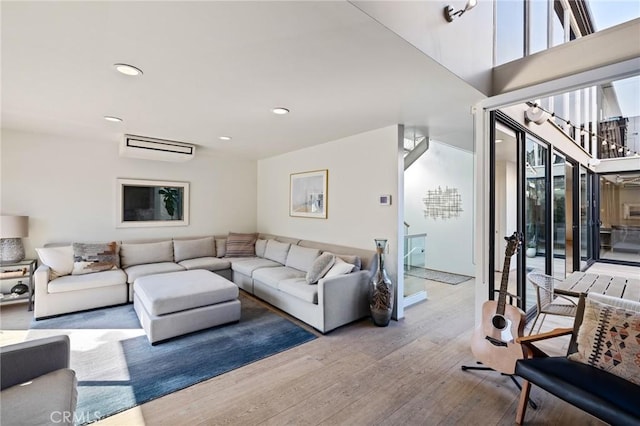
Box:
0;335;71;390
318;270;369;332
34;264;51;297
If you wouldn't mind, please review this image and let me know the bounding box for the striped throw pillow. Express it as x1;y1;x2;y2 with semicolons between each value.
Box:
225;232;258;257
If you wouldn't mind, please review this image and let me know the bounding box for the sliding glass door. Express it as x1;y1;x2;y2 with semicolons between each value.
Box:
491;113;596;316
552;151;568;280
523;136;548;311
597;172;640;265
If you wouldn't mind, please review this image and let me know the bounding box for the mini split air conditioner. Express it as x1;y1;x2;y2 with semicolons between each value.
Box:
120;134;196;162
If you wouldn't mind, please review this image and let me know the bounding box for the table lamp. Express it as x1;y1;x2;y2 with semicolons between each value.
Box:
0;215;29;263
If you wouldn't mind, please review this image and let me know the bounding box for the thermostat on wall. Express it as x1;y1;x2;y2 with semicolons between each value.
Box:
379;194;392;206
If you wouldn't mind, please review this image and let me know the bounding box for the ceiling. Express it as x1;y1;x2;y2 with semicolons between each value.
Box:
1;1;485;160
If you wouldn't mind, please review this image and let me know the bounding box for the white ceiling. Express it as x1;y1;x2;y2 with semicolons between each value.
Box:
1;1;485;160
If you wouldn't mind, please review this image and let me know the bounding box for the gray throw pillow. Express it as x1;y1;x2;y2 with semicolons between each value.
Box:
306;253;335;284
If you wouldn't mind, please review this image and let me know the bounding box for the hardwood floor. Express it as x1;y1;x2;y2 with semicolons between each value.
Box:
3;264;634;425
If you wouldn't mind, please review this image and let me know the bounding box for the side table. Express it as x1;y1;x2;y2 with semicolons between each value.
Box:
0;258;38;311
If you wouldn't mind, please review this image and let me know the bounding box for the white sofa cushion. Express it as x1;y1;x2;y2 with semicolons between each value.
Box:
35;245;74;279
263;240;291;264
120;241;174;268
255;239;267;258
285;245;320;273
124;262;184;284
215;239;227;258
178;257;230;271
0;368;77;426
173;237;215;262
279;278;318;304
47;269;127;293
232;258;281;276
252;266;306;289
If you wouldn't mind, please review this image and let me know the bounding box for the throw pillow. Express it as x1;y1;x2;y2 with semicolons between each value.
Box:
173;237;215;262
306;253;335;284
225;232;258;257
71;242;119;275
215;239;227;258
324;258;355;279
35;245;74;279
285;245;320;272
255;239;267;258
120;240;173;268
263;240;291;264
324;252;362;270
568;293;640;385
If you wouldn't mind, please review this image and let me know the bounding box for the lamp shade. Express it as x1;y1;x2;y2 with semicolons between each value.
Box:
0;215;29;238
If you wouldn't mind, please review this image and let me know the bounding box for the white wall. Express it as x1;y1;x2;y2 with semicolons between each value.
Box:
257;125;401;312
351;0;494;95
404;140;475;276
1;129;257;257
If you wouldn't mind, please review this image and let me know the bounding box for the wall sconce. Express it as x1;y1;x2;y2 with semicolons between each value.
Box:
444;0;478;22
524;105;550;125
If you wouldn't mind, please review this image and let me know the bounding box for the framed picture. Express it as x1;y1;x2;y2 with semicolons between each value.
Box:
290;170;328;219
117;179;190;228
623;203;640;220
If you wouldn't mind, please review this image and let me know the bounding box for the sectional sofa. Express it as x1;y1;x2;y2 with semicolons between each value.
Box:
34;234;374;333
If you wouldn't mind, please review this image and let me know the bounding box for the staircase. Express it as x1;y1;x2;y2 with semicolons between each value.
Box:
404;134;429;170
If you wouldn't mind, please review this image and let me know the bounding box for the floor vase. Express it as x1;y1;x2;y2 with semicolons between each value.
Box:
370;239;393;327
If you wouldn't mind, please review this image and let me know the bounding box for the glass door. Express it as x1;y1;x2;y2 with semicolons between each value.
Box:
597;172;640;265
564;160;574;276
551;151;567;279
493;120;520;303
580;166;595;269
523;136;549;312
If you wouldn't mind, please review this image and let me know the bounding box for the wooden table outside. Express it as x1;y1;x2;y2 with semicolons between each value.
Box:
554;271;640;302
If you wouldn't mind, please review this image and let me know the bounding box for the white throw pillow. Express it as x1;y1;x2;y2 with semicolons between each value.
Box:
324;258;355;278
35;245;74;279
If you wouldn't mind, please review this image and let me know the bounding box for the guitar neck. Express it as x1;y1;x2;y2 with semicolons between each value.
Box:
496;256;512;316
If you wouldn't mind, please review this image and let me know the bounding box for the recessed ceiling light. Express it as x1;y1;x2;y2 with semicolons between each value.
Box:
104;116;123;122
219;136;232;141
114;63;143;76
272;107;290;115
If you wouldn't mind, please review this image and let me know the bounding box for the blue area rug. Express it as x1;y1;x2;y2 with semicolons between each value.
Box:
29;294;317;424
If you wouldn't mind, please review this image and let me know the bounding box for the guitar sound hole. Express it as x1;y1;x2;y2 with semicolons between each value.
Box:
492;315;507;330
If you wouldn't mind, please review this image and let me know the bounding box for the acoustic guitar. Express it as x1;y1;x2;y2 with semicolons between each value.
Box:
471;232;525;375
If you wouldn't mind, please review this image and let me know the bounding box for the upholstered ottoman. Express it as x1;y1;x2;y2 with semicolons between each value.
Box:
133;269;241;344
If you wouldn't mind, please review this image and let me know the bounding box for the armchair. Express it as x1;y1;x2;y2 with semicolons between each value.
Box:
0;335;77;425
514;294;640;424
526;273;578;335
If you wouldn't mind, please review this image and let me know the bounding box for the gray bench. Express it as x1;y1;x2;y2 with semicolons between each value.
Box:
133;269;241;344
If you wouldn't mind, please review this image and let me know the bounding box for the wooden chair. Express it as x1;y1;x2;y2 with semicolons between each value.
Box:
514;294;640;424
526;273;577;335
